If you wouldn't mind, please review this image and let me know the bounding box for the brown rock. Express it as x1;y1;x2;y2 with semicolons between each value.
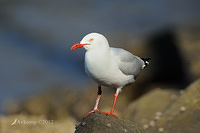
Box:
123;88;179;126
146;79;200;133
176;27;200;80
75;112;144;133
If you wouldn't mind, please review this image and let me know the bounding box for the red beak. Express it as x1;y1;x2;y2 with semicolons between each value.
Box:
71;42;88;50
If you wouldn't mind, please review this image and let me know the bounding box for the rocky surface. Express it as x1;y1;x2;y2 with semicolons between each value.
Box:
146;79;200;133
121;79;200;133
176;27;200;80
2;79;200;133
75;112;144;133
123;88;180;127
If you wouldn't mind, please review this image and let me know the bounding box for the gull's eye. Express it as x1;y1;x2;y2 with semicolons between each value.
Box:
89;38;94;42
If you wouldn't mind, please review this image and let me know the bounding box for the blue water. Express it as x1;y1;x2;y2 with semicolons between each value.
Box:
0;30;90;113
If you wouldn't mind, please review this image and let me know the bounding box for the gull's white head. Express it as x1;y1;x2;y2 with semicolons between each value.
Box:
71;33;109;51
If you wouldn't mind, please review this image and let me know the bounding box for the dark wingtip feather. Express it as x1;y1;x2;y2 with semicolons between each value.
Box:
141;58;151;69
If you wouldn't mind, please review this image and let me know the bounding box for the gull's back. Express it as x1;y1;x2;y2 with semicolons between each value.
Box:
110;47;144;79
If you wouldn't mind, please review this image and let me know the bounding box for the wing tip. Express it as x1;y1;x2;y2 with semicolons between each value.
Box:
141;58;151;69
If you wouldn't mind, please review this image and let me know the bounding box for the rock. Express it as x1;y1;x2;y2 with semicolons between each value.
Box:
122;79;200;133
146;79;200;133
123;88;180;126
75;112;144;133
145;29;190;87
176;27;200;80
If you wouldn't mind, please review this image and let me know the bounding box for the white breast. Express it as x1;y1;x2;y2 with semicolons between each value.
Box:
84;49;135;88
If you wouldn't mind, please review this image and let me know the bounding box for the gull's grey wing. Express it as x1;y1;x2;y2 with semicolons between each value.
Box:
110;47;144;77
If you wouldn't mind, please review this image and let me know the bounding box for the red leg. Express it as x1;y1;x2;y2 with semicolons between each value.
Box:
110;93;118;114
84;85;102;117
102;88;121;119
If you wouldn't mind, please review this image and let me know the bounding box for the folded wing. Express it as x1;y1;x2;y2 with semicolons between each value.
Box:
110;47;144;78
